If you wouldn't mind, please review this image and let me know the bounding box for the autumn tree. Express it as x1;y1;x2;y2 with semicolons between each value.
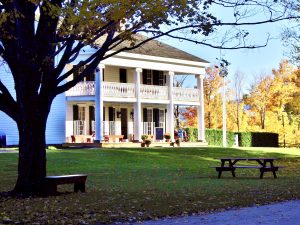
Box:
203;65;224;128
232;71;244;132
0;0;297;194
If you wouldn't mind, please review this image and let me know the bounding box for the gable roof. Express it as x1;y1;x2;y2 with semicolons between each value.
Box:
95;34;209;64
123;36;209;63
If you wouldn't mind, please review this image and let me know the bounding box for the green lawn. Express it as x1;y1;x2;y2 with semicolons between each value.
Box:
0;147;300;224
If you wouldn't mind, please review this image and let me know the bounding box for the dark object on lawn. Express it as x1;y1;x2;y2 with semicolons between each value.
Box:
0;132;6;147
43;174;87;195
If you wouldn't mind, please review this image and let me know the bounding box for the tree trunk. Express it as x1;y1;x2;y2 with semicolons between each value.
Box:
13;109;48;195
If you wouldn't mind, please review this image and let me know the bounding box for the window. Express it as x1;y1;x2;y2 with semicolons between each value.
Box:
159;109;165;127
142;69;165;85
158;71;165;86
78;107;85;121
146;70;152;85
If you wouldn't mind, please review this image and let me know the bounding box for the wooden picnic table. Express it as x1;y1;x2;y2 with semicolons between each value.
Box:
213;157;283;179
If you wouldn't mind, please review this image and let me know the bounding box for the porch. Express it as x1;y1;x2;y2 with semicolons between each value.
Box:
62;140;208;148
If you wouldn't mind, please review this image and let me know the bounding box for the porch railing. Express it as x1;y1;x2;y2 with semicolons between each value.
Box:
73;120;86;135
103;82;135;98
143;122;165;136
140;84;168;100
66;81;199;103
172;87;199;102
66;81;95;96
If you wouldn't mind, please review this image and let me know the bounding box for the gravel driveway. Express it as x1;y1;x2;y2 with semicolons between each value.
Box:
135;200;300;225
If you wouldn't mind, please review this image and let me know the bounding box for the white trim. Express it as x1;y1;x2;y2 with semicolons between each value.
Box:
112;51;209;68
102;57;206;74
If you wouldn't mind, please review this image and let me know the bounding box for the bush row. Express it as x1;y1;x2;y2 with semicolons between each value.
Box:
184;127;278;147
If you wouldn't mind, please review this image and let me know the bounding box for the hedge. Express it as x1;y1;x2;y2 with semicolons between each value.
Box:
185;127;235;147
235;132;279;147
185;127;279;147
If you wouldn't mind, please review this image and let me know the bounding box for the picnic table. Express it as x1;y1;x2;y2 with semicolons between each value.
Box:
213;157;283;179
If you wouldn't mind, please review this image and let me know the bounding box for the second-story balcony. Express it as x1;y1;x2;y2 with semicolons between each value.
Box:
66;81;200;103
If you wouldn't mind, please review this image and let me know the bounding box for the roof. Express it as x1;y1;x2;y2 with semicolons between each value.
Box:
95;34;209;64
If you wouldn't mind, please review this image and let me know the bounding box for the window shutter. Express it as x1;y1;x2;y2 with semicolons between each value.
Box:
153;108;159;127
89;106;95;135
153;70;159;85
109;107;115;121
73;105;79;120
119;69;127;83
143;108;147;122
142;69;147;84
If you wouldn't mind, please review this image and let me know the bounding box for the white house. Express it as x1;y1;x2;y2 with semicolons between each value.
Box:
0;37;209;145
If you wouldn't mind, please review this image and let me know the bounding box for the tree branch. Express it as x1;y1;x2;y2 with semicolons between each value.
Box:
0;80;18;122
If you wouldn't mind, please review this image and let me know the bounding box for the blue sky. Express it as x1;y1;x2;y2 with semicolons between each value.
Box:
163;20;286;91
159;3;291;92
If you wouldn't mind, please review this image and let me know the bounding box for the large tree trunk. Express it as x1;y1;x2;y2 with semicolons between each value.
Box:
13;106;49;194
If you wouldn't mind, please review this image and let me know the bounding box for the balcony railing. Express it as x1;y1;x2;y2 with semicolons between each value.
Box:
66;81;199;102
103;82;135;98
140;84;168;100
173;87;199;102
66;81;95;96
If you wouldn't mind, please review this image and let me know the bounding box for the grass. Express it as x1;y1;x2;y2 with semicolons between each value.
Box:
0;146;300;224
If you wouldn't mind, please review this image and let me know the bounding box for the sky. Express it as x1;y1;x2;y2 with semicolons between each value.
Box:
158;4;291;92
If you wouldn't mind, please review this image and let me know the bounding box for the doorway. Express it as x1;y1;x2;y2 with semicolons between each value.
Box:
121;108;128;139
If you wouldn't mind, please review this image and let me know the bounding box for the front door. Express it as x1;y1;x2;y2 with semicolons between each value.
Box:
121;108;128;139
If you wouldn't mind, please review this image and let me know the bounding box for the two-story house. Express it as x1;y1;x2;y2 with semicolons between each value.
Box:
0;37;209;145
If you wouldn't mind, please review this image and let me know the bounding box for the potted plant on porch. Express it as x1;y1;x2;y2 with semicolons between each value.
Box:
145;139;152;147
164;133;171;142
141;134;148;147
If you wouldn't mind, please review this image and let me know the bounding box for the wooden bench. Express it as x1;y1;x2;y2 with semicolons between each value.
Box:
213;158;284;179
104;135;124;142
43;174;88;195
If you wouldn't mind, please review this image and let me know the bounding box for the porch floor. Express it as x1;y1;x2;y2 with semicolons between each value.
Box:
62;141;208;148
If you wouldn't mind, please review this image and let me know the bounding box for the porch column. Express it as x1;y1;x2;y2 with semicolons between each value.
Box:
197;74;205;142
134;68;142;142
95;64;105;143
167;71;175;142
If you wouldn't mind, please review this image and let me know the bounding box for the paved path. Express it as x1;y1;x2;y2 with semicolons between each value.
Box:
135;200;300;225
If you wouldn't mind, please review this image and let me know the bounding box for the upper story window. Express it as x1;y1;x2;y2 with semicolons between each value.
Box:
142;69;166;86
73;65;95;81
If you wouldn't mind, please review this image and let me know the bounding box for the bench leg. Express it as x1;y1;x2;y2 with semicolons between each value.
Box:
260;170;264;179
231;169;236;178
74;182;85;192
218;170;222;178
272;171;277;178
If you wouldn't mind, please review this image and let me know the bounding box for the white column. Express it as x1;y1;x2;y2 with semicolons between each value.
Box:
197;74;205;142
95;64;105;143
167;71;175;142
134;68;142;142
222;76;227;147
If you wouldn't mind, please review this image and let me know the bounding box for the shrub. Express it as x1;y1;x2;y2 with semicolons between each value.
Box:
184;127;235;147
235;132;278;147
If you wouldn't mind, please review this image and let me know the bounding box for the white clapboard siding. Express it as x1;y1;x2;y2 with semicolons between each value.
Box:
0;65;66;145
0;65;19;145
45;93;66;144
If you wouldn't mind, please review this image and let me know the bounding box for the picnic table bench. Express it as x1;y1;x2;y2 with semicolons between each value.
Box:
213;158;283;179
43;174;88;195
